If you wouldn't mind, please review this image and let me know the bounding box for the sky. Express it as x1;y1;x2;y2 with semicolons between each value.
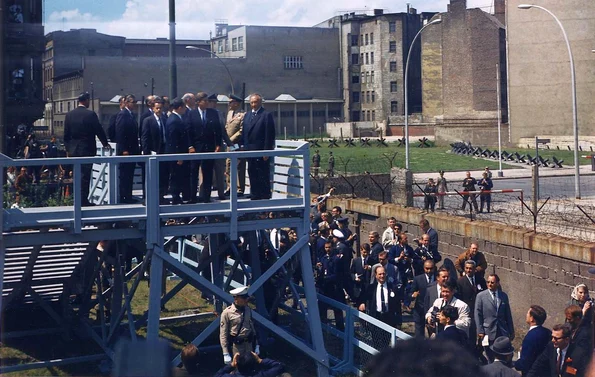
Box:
44;0;494;39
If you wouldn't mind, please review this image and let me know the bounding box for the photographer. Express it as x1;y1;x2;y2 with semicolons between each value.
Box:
461;171;479;212
426;280;471;337
435;305;468;348
478;172;493;213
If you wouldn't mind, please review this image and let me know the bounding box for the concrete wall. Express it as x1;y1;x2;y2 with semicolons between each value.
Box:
507;0;595;141
326;197;595;332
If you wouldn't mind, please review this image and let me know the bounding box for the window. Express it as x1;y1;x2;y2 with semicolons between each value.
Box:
390;61;397;72
389;21;396;32
366;111;371;121
372;91;376;102
371;71;375;83
361;91;365;103
238;36;244;50
232;37;237;51
360;53;364;64
365;34;369;45
225;39;229;52
372;110;376;121
391;101;398;113
351;34;358;46
284;56;303;69
366;91;371;103
218;40;223;53
67;102;71;111
389;41;397;53
351;53;359;65
390;81;397;92
361;34;364;45
352;92;360;103
280;111;295;117
370;52;374;64
365;53;369;65
297;110;310;117
370;33;374;45
352;74;360;84
365;72;369;83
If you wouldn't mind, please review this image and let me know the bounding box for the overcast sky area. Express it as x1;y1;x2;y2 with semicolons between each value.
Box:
45;0;494;39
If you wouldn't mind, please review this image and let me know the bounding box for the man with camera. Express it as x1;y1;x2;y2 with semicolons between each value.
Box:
426;280;471;337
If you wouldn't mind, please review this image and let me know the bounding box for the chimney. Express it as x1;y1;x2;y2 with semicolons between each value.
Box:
374;9;384;16
494;0;505;24
450;0;467;14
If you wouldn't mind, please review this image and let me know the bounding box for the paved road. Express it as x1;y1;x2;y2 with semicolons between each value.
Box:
493;175;595;200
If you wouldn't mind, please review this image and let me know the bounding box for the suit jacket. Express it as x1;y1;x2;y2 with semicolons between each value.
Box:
141;113;167;155
528;342;588;377
64;105;109;156
359;281;402;327
514;325;551;375
370;262;401;286
456;274;487;317
242;107;276;151
165;113;188;154
115;109;140;156
424;281;441;316
410;274;434;318
186;108;222;153
482;361;521;377
138;108;153;139
436;324;468;349
475;289;515;341
351;256;371;298
425;227;440;258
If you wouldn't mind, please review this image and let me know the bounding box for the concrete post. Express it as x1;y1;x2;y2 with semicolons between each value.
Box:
391;167;413;207
532;164;538;216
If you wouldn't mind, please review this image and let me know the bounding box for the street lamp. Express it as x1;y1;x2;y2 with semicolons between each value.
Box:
185;46;235;94
518;4;581;199
404;18;442;170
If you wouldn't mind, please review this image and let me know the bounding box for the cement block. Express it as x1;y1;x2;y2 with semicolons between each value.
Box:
548;268;557;283
533;265;548;279
521;249;530;262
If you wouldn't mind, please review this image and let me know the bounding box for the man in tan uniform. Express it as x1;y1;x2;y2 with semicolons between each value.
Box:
220;286;259;364
224;94;246;196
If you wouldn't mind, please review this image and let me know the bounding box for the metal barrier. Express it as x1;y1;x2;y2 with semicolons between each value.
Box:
413;188;524;213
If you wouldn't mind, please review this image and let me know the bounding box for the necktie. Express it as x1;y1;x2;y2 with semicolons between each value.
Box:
157;117;165;144
201;110;206;125
380;284;387;313
556;349;562;375
492;291;498;308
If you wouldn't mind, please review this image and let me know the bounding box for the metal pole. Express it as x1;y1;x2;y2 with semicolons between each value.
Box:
168;0;178;99
496;64;503;177
518;5;580;198
404;19;441;170
535;136;539;212
91;82;94;112
185;46;235;94
151;77;155;96
0;2;5;154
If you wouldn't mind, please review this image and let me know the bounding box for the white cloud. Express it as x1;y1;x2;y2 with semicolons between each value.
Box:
44;0;498;39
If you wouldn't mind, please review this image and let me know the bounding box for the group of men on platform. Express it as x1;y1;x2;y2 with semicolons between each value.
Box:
63;90;276;206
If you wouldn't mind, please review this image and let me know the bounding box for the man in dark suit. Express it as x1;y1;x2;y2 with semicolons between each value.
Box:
107;96;125;142
410;260;436;338
141;96;169;203
350;244;372;303
564;305;593;369
63;92;111;206
419;219;439;259
457;259;487;355
316;241;345;331
358;265;404;329
514;305;551;376
436;305;468;349
528;323;589;377
475;274;515;346
482;336;521;377
138;95;156;199
115;94;140;203
165;98;188;204
186;92;223;203
242;93;276;200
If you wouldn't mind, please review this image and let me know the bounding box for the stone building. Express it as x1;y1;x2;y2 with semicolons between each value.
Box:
1;0;45;155
506;0;595;146
421;0;508;145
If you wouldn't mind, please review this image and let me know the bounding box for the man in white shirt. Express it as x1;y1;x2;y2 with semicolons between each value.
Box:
426;280;471;336
381;217;400;249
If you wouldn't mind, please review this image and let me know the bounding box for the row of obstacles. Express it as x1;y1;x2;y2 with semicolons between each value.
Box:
450;142;565;168
308;137;432;149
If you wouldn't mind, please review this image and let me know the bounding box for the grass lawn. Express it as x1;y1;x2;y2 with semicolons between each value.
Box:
307;140;589;174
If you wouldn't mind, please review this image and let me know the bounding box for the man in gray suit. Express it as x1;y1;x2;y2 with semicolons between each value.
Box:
475;274;515;347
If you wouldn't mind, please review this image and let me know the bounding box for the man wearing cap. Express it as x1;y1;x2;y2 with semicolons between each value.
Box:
186;92;222;203
225;94;246;196
332;228;352;303
220;286;258;364
63;92;111;206
242;93;275;200
481;336;520;377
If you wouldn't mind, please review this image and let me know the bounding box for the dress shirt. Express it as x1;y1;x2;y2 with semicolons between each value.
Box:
155;113;165;143
557;345;569;374
426;274;434;284
376;283;388;312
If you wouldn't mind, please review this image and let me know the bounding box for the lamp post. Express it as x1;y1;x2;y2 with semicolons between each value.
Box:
185;46;235;94
168;0;177;99
518;4;581;199
404;18;442;170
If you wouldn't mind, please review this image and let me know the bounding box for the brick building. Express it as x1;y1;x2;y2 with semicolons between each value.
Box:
421;0;508;145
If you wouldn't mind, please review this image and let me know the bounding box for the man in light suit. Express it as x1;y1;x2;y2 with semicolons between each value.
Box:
141;97;169;203
242;93;276;200
475;274;515;347
358;265;404;329
426;279;471;337
63;92;111;206
186;92;222;203
514;305;551;376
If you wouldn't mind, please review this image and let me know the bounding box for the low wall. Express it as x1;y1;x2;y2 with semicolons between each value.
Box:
326;197;595;330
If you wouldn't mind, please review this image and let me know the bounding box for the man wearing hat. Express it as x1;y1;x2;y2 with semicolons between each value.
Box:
63;92;111;206
225;94;246;196
208;93;233;200
220;286;259;365
481;336;520;377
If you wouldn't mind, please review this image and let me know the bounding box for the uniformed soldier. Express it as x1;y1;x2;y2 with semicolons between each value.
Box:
327;151;335;177
224;94;246;196
312;150;321;178
220;286;259;365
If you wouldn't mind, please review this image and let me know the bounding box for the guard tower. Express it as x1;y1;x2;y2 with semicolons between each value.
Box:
0;141;330;376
